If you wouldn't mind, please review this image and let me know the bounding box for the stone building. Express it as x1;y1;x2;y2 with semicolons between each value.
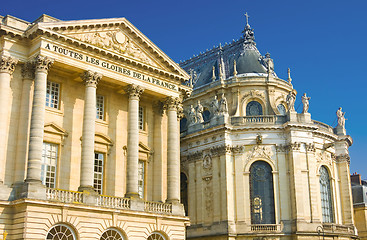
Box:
351;173;367;240
0;14;191;239
179;17;357;239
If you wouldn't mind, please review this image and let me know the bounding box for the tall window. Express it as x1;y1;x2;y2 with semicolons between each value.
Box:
180;172;189;216
96;95;105;120
250;161;275;224
41;142;58;188
138;160;145;198
46;224;76;240
320;166;334;223
139;106;144;130
246;101;263;116
46;81;60;109
94;153;104;194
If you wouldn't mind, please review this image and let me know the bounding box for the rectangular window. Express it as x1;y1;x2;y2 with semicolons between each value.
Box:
139;106;144;130
94;152;104;194
96;95;105;120
41;142;58;188
138;160;145;198
46;81;60;109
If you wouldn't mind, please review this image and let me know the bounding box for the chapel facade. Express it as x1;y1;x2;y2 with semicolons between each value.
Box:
0;14;191;240
179;17;357;240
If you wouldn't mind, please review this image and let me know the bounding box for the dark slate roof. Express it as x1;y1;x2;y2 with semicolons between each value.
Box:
180;24;273;89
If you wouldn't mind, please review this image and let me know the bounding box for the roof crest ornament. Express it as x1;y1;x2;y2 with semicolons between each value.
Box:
242;12;256;50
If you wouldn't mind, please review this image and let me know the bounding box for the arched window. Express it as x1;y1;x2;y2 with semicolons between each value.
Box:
147;232;166;240
319;166;334;223
249;161;275;224
277;104;286;115
246;101;263;116
180;172;188;216
100;228;124;240
46;224;76;240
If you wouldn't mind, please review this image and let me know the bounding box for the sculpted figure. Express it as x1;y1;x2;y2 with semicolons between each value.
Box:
211;95;219;116
196;100;204;123
336;107;346;128
301;93;311;113
286;91;296;111
188;105;197;125
219;93;228;114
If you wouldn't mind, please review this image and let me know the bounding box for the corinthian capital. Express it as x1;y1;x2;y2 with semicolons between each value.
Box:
34;55;54;72
126;84;144;99
164;96;183;119
0;56;18;74
81;70;102;87
21;62;35;80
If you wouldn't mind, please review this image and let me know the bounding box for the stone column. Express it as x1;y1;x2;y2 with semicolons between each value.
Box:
165;97;181;203
152;101;164;201
14;62;35;183
125;84;144;198
25;55;53;183
78;71;102;192
0;56;18;184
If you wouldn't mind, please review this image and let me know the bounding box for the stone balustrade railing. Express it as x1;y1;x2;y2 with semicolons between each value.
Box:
251;224;281;232
144;201;172;214
231;115;286;126
322;223;355;234
97;195;130;209
46;188;174;215
46;188;83;204
312;120;334;133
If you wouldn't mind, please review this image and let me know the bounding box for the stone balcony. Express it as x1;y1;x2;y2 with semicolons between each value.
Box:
45;188;182;216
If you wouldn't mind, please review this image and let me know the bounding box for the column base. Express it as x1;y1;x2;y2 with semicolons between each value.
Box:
167;201;185;216
20;180;46;200
125;192;140;198
0;182;12;201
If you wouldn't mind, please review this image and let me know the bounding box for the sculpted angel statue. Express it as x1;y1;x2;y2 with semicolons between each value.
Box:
188;105;197;125
286;91;296;111
301;93;311;113
211;95;219;116
219;93;228;115
336;107;346;128
196;100;204;123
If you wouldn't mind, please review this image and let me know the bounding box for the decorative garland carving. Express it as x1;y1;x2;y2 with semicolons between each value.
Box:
0;56;18;74
73;31;155;66
245;145;273;161
209;144;232;156
288;142;301;151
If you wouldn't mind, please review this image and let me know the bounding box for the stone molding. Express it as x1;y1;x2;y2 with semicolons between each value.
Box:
34;55;54;73
21;62;35;80
276;142;301;152
164;96;183;119
0;56;18;74
81;70;102;87
125;84;144;100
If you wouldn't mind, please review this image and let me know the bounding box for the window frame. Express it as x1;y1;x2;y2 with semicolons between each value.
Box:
138;159;147;199
46;80;61;110
94;152;105;194
319;165;334;223
246;100;263;116
41;142;59;188
96;94;105;121
138;106;145;131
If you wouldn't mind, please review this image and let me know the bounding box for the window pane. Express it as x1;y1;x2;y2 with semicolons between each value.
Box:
139;106;144;130
138;160;145;198
96;95;105;120
94;153;104;194
46;81;60;109
250;161;275;224
246;101;263;116
320;166;334;223
41;142;58;188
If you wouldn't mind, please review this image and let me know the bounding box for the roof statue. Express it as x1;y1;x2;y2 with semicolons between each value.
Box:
301;93;311;113
337;107;346;128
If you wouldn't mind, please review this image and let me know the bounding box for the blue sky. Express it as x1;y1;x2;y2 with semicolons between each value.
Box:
2;0;367;177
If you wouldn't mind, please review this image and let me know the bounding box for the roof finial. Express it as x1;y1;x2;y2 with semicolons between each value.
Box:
245;12;250;26
287;68;292;83
233;60;238;76
212;66;216;82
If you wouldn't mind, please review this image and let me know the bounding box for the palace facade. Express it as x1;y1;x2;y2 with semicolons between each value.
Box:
0;14;191;239
179;19;357;239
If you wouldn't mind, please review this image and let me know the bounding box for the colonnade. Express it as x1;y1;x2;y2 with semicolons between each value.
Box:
0;54;182;203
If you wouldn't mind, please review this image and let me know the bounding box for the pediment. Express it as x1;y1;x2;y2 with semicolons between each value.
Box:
95;132;113;146
44;122;68;136
36;18;190;79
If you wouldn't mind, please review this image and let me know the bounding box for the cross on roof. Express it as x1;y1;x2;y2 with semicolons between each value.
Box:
245;12;250;25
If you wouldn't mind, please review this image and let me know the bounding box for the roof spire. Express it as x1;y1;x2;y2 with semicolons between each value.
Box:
242;12;256;48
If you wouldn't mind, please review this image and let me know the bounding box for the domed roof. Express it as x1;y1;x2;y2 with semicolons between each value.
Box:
180;22;273;89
